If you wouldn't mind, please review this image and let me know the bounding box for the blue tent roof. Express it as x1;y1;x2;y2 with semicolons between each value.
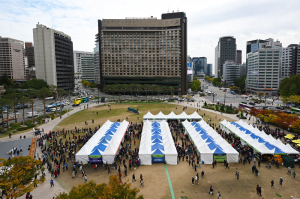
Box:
152;148;164;154
207;142;218;150
107;127;117;132
264;142;276;150
151;134;162;140
151;143;164;151
257;138;266;143
214;147;225;154
90;149;102;156
103;135;112;141
195;127;203;132
152;130;161;135
99;138;108;144
191;121;197;126
205;137;214;143
151;127;161;132
105;131;114;135
274;147;286;154
152;138;162;143
92;143;107;152
250;133;259;139
152;122;160;127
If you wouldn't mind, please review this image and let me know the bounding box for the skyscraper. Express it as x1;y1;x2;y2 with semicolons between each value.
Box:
236;50;242;64
33;24;74;90
222;60;240;86
0;36;25;80
73;51;94;80
98;12;187;94
94;34;100;85
207;64;212;77
215;36;236;78
281;44;299;78
192;57;207;78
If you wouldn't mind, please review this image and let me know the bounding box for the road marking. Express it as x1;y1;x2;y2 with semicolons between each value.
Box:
164;164;175;199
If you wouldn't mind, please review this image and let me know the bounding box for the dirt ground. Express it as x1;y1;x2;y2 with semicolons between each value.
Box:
53;103;300;199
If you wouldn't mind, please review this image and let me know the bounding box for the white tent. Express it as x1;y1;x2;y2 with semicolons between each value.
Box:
76;120;129;164
139;120;177;165
143;111;202;120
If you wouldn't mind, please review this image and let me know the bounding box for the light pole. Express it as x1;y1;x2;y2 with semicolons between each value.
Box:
224;91;226;105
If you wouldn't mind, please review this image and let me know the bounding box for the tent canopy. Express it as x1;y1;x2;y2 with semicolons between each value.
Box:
143;111;202;120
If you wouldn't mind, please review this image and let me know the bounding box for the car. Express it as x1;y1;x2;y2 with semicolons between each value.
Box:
27;112;39;118
249;102;255;106
275;107;284;110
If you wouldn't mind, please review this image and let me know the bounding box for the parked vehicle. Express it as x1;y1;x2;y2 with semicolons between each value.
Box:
27;112;39;118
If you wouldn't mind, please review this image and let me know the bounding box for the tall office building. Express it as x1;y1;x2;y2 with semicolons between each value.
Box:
81;54;95;82
222;60;240;86
240;62;247;77
0;36;25;80
24;42;32;56
246;47;280;95
33;24;74;90
98;12;187;94
94;34;100;85
27;46;35;68
215;36;236;78
236;50;242;64
192;57;207;78
74;51;94;80
207;64;212;77
281;44;299;78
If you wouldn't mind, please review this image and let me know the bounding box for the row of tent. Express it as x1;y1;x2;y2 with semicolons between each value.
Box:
76;120;129;164
220;120;299;155
143;111;202;120
139;120;177;165
182;120;239;164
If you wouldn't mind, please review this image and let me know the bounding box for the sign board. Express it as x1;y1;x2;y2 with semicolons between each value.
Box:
213;154;226;162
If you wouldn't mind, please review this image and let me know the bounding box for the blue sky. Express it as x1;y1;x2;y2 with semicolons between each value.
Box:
1;0;299;73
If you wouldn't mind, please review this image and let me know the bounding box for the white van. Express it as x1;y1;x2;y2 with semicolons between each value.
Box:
27;112;39;118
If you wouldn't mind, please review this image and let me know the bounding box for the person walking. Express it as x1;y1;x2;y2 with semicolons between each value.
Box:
292;171;296;178
271;180;274;188
217;191;221;199
201;170;204;178
279;177;283;185
108;166;111;174
209;185;214;195
236;171;239;179
132;174;136;182
258;186;262;196
84;175;87;182
50;179;54;188
140;174;143;181
195;174;199;185
192;176;194;185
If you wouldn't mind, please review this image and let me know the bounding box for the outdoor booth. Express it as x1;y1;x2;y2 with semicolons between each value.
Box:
182;120;239;164
139;120;177;165
76;120;129;164
143;111;202;121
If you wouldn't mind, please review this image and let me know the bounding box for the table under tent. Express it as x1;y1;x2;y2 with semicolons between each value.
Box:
76;120;129;164
143;111;202;121
182;120;239;164
139;120;177;165
220;120;299;164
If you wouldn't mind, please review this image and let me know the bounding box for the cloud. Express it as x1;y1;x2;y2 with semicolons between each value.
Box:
1;0;299;75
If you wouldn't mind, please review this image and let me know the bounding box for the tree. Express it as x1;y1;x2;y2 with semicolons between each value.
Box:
57;88;66;112
25;89;38;123
230;86;239;92
129;84;136;101
168;86;175;96
39;87;52;119
55;176;144;199
122;84;129;100
289;95;300;105
191;79;201;92
20;78;48;90
135;84;143;99
143;84;150;101
212;77;221;86
19;96;31;125
161;86;167;98
4;93;21;124
0;156;45;199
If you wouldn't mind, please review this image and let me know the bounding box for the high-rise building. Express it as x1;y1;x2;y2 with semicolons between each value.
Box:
240;62;247;77
222;60;240;86
74;51;94;80
94;34;100;85
81;54;95;82
27;46;35;68
0;36;25;80
33;24;74;90
246;47;280;95
215;36;236;78
236;50;242;64
192;57;206;78
281;44;299;78
24;42;32;56
98;12;187;94
207;64;212;77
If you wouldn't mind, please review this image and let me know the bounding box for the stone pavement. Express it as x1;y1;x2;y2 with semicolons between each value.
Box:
0;102;103;199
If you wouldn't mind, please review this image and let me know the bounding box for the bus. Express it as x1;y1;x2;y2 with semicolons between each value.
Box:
81;97;89;103
46;103;64;112
291;107;300;115
73;98;83;106
239;102;254;109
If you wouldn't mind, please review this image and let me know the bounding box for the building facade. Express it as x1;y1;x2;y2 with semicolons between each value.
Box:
33;24;74;90
0;36;25;80
98;12;187;94
240;62;247;77
94;34;100;85
27;46;35;68
73;51;94;80
192;57;206;78
207;64;212;77
222;60;240;86
81;54;95;82
236;50;242;64
246;47;280;95
281;44;299;78
215;36;236;78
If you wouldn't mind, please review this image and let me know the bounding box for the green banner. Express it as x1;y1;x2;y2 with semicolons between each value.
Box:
214;154;226;162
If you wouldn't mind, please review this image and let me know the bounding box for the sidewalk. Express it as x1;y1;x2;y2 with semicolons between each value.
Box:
0;102;103;199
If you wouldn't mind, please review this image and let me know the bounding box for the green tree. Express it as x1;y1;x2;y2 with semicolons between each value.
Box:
25;88;38;123
39;87;52;119
55;176;144;199
0;156;45;199
289;83;297;96
143;84;150;101
18;96;31;125
162;86;167;98
135;84;143;100
122;84;129;100
168;86;175;96
4;93;21;123
129;84;136;101
21;78;48;90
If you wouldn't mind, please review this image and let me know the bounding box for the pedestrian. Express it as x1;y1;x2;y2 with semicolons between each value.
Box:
140;179;144;188
258;186;262;196
292;171;296;178
287;167;291;174
192;177;194;185
236;171;239;179
132;173;136;182
256;185;259;194
279;177;283;185
271;180;274;188
140;174;143;181
217;191;221;199
201;170;204;178
50;179;54;187
209;185;214;195
195;174;199;185
108;166;111;174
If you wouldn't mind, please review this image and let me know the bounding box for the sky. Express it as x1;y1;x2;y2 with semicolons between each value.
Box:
1;0;300;74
